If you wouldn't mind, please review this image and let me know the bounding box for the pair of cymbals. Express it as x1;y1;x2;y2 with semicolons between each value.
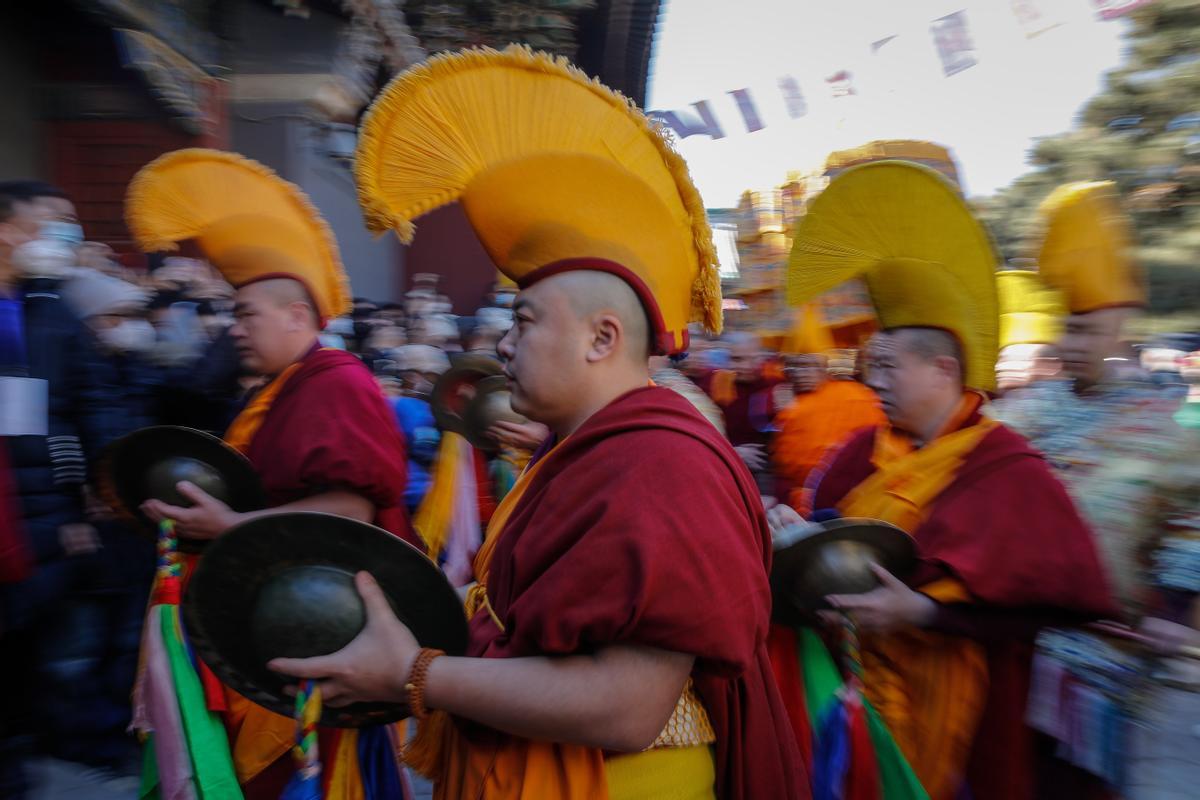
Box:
770;517;916;624
102;426;468;726
183;512;469;728
99;426;265;553
431;354;527;451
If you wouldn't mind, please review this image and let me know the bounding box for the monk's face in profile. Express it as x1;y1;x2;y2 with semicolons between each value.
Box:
784;355;827;394
863;330;957;435
230;279;320;376
497;275;593;425
497;270;649;434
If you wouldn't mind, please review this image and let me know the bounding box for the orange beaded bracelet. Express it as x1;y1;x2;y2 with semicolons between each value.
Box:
404;648;445;720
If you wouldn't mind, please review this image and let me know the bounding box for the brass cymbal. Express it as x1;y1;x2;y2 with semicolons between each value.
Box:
182;512;469;728
430;353;504;436
99;425;265;554
770;517;916;623
462;375;527;452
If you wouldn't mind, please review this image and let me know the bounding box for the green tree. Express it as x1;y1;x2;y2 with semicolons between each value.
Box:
975;0;1200;318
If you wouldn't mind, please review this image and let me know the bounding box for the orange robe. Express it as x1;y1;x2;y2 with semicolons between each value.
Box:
770;379;884;507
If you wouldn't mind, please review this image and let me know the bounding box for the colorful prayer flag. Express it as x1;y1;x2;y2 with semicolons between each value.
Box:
930;10;978;77
1092;0;1154;20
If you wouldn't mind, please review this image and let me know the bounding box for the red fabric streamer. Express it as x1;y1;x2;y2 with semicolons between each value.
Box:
844;696;881;800
768;624;813;769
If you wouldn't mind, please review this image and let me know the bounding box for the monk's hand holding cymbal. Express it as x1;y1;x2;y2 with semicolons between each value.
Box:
488;420;549;451
766;503;805;535
825;564;936;633
269;571;420;709
140;481;242;540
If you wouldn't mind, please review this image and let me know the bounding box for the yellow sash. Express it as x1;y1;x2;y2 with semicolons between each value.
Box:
223;360;305;454
837;393;994;800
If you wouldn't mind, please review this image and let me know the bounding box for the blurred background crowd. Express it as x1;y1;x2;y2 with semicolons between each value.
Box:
2;0;1200;798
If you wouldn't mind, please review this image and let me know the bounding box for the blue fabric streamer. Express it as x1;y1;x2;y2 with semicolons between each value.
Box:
280;769;322;800
813;698;851;800
357;725;405;800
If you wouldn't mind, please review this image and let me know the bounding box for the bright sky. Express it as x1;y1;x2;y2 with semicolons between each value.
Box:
647;0;1129;206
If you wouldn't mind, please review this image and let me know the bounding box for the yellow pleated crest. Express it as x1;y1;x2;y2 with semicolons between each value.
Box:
355;44;721;352
1036;181;1143;314
785;302;836;355
125;148;351;321
788;160;999;391
996;269;1065;348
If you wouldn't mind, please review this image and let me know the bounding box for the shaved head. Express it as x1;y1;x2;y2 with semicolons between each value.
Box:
864;327;966;443
890;327;964;382
230;277;322;376
253;277;319;327
556;270;651;362
497;269;656;437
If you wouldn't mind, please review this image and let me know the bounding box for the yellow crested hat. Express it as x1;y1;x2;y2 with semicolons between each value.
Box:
354;45;721;355
785;302;835;355
1036;181;1143;313
125;149;351;323
996;269;1065;348
787;160;999;391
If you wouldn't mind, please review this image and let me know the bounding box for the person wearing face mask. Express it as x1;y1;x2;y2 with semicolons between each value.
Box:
0;181;125;789
61;270;163;431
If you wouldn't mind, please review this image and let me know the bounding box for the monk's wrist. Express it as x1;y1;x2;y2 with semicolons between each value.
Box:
910;593;938;627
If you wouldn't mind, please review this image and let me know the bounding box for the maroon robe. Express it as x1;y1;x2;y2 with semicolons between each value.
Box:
470;386;808;799
810;412;1117;800
698;372;783;447
243;347;415;545
231;346;415;799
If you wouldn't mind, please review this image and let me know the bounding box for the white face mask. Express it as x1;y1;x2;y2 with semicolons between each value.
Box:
99;319;156;353
12;239;78;279
39;221;84;247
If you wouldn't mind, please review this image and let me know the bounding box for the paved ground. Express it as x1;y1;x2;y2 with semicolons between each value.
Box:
26;756;435;799
24;759;140;800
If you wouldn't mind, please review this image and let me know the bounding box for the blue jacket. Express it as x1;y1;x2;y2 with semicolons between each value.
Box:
2;280;123;563
391;395;439;511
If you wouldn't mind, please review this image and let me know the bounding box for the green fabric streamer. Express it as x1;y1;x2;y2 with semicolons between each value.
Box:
863;702;927;800
161;606;244;800
798;628;929;800
800;628;843;729
140;735;161;800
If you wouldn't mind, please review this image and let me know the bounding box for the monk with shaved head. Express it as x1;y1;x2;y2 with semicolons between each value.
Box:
129;149;412;797
772;161;1112;800
272;49;806;800
274;263;807;797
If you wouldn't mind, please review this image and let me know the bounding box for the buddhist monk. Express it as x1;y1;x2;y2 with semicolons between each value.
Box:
127;149;412;798
271;46;807;800
142;277;409;540
699;331;783;475
769;160;1115;800
771;352;884;507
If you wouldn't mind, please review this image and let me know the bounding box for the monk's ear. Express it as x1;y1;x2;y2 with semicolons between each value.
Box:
286;300;317;332
933;354;963;385
585;312;622;364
